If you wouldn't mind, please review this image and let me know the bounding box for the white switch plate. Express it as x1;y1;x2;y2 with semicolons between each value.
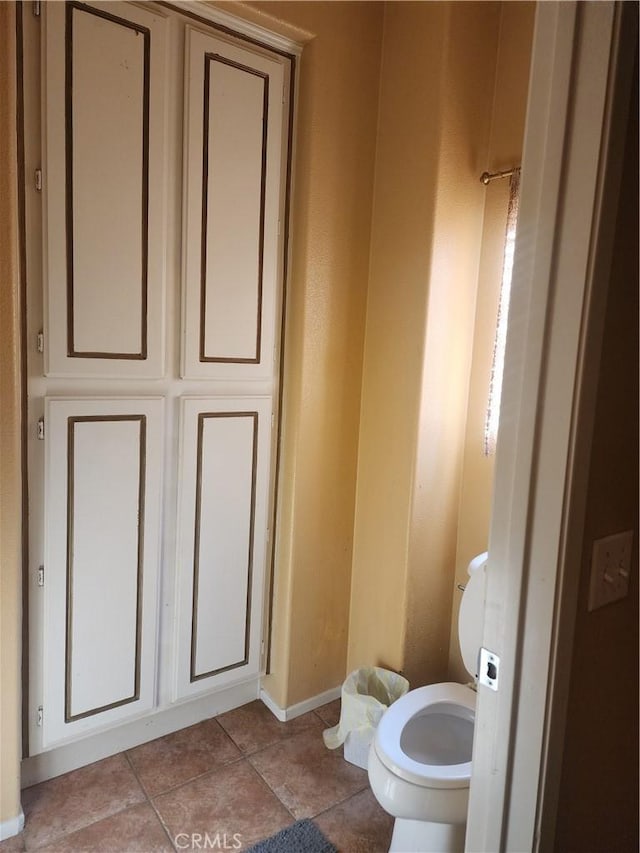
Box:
588;530;634;611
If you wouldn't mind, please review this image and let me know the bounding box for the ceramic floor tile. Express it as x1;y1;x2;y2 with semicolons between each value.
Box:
154;760;292;851
41;803;173;852
315;788;394;852
126;718;241;796
314;699;341;728
0;834;25;853
217;700;323;755
21;754;145;850
248;726;368;819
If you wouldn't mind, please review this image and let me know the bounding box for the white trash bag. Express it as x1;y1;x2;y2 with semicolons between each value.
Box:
323;667;409;769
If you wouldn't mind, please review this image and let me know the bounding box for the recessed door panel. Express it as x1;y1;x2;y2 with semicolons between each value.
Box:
175;398;272;698
43;398;163;746
68;416;145;717
193;412;255;676
43;1;167;377
202;57;266;363
70;8;146;357
182;28;285;379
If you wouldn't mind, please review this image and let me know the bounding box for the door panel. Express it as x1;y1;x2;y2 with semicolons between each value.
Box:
192;412;256;678
201;57;266;363
68;416;145;717
181;28;285;379
43;1;167;377
25;2;291;756
43;398;163;746
175;397;272;698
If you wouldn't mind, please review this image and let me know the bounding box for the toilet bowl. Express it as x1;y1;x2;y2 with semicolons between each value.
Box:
367;553;488;853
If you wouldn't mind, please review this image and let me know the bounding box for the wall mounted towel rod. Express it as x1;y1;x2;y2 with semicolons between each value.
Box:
479;166;520;185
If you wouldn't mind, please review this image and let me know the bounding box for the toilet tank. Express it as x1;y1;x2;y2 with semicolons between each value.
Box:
457;553;488;680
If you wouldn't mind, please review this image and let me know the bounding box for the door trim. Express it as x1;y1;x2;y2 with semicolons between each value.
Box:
156;0;305;58
465;3;635;850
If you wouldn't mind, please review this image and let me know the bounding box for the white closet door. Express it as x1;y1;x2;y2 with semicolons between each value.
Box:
25;1;291;759
43;398;164;747
43;1;167;378
175;397;272;698
181;28;285;380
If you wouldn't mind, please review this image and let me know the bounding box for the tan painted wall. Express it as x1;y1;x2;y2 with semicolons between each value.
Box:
554;68;639;853
0;0;23;829
222;1;534;697
232;1;385;705
348;0;450;679
348;1;511;687
405;1;511;687
448;2;535;682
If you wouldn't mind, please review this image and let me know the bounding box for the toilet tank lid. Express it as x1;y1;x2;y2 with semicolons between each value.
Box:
458;553;488;679
467;551;488;577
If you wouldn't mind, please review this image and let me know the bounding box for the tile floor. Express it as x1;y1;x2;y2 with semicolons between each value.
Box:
1;699;393;852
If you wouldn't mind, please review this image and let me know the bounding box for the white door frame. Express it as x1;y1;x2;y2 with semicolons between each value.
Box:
466;2;635;851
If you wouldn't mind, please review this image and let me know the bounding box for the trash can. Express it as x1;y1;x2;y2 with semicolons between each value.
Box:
322;667;410;769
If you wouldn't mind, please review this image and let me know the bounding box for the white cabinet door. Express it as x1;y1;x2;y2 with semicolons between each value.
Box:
25;2;291;757
174;397;273;699
43;1;167;378
42;398;164;748
181;28;285;380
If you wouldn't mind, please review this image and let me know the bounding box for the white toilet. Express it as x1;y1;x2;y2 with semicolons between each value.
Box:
367;553;488;853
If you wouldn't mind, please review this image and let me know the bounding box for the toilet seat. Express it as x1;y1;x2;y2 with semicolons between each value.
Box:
374;682;476;789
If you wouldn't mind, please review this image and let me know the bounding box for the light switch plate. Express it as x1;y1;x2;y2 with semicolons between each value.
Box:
588;530;634;611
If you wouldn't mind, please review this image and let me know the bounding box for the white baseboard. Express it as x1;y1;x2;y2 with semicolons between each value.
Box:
22;678;259;788
0;810;24;841
260;684;341;722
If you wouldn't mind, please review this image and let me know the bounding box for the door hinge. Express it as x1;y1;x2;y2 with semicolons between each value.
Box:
34;169;42;192
33;1;41;17
37;706;43;727
37;330;44;353
37;565;44;587
37;417;45;440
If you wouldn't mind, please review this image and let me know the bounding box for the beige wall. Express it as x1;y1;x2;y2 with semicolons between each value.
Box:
235;1;384;705
0;0;23;830
554;68;639;853
448;1;535;681
348;0;452;680
242;0;534;695
348;1;521;687
404;1;503;687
